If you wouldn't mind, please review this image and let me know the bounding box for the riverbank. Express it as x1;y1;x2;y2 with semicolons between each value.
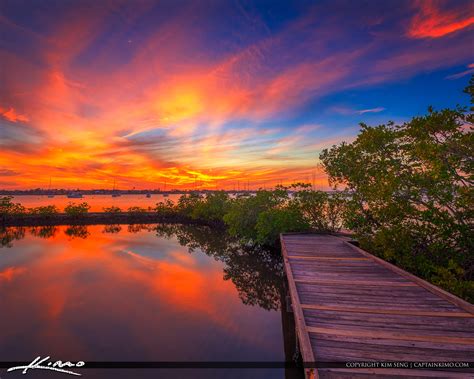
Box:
0;212;225;228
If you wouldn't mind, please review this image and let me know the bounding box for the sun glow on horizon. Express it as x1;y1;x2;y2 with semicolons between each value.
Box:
0;0;472;190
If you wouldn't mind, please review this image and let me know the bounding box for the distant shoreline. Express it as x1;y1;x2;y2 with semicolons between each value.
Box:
0;212;225;228
0;189;340;196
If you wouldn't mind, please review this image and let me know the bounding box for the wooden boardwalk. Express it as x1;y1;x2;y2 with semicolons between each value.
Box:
280;233;474;379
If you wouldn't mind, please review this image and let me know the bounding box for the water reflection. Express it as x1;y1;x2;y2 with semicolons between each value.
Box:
156;224;284;311
127;223;155;233
0;225;25;247
29;225;59;239
102;224;122;234
64;224;90;239
0;224;301;379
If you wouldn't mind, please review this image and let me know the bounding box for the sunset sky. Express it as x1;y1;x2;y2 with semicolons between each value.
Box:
1;0;473;190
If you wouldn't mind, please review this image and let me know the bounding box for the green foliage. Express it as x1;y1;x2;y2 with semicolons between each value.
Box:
320;76;474;301
64;202;90;217
28;205;59;217
155;199;176;216
191;191;230;222
127;206;147;215
103;206;122;214
176;193;203;217
1;188;344;247
223;188;288;243
256;207;309;245
290;184;345;232
0;196;26;217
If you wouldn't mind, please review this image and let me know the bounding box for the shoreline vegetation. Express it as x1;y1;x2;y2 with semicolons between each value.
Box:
0;211;222;228
2;78;473;302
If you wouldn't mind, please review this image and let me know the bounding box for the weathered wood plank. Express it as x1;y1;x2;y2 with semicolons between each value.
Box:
303;309;474;335
308;326;474;345
301;304;473;317
339;239;474;314
295;279;417;286
289;256;370;261
280;234;474;379
312;342;474;362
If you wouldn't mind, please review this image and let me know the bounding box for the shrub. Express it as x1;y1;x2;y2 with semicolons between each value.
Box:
64;202;90;217
256;207;310;246
28;205;59;217
127;206;147;215
290;185;346;232
176;193;203;217
319;76;474;301
0;196;26;217
103;206;122;214
191;191;230;222
155;199;176;216
223;188;288;243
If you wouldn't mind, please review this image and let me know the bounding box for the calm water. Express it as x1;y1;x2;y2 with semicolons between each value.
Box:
0;224;301;378
10;194;183;212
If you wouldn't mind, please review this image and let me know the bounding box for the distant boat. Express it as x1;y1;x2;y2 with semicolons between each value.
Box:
146;193;151;198
47;177;55;198
111;179;121;197
163;193;169;197
162;180;169;197
67;192;83;198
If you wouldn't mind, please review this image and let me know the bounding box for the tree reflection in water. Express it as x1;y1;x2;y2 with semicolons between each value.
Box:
128;224;155;233
0;226;26;248
1;223;288;310
102;224;122;234
30;225;59;239
156;223;284;311
64;225;90;239
155;223;302;377
0;223;302;377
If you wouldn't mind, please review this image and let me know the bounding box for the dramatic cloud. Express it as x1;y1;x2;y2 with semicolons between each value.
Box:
408;0;474;38
0;0;472;189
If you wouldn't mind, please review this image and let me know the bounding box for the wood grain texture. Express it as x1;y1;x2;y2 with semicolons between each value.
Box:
280;234;474;379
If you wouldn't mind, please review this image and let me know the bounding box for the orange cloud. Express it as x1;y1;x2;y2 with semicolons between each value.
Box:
0;1;472;190
408;0;474;38
0;106;29;122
